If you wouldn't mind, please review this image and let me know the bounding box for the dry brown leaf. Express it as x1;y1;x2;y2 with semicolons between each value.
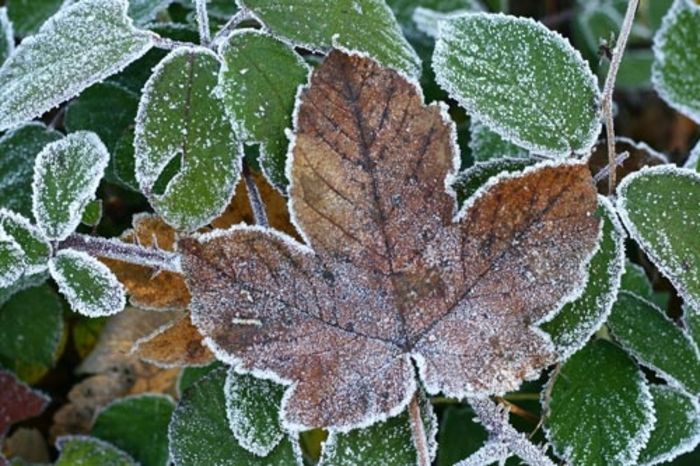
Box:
0;370;49;438
132;314;214;368
101;214;191;311
179;51;600;431
588;137;668;195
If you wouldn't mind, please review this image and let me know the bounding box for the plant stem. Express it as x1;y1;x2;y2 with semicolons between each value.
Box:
408;393;431;466
211;8;252;49
243;166;269;227
152;35;194;51
194;0;211;46
58;233;182;274
601;0;639;195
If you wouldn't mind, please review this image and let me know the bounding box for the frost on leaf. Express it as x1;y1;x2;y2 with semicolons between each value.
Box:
544;339;655;466
608;291;700;395
132;314;213;368
0;0;154;132
238;0;421;78
101;214;190;311
0;7;13;65
128;0;175;25
616;166;700;310
637;385;700;466
55;435;137;466
217;30;309;188
135;46;242;232
0;369;50;437
451;157;537;205
0;209;52;276
49;249;126;318
32;131;109;241
225;368;286;457
180;51;601;431
5;0;62;38
540;197;625;358
0;232;25;288
469;119;529;162
685;140;700;171
433;13;601;156
652;0;700;122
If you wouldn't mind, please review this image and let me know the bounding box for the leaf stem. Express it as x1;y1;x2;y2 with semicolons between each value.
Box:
243;165;269;227
408;393;431;466
601;0;639;195
58;233;182;274
211;8;252;49
152;35;194;51
194;0;211;46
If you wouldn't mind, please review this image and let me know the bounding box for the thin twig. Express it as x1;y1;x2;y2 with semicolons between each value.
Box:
194;0;211;46
211;8;253;49
408;393;431;466
601;0;640;195
243;165;269;227
454;441;510;466
152;35;194;51
58;233;182;274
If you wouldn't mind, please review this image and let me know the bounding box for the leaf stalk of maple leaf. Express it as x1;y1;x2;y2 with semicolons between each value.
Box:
58;233;182;274
409;393;431;466
601;0;640;196
243;165;269;227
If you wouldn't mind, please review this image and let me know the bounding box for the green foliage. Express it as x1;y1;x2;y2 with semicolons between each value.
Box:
55;436;137;466
0;210;52;275
5;0;62;38
0;7;13;65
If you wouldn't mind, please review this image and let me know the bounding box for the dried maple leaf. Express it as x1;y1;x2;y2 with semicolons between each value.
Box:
101;214;190;311
0;370;49;438
179;51;600;431
131;314;214;368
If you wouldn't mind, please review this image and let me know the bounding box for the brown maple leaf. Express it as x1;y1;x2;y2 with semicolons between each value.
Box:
179;51;600;431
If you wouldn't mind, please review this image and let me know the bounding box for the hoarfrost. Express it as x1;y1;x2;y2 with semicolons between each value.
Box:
685;140;700;171
0;208;52;276
0;231;26;288
412;6;480;39
468;118;530;162
453;441;509;466
0;7;13;65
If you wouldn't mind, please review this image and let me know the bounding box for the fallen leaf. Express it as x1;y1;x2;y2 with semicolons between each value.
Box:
132;314;214;368
0;370;49;438
3;428;50;463
180;51;600;431
101;214;190;311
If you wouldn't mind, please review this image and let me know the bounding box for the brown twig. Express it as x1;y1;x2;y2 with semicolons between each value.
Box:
408;393;431;466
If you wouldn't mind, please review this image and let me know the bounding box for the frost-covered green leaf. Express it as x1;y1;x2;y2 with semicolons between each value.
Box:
0;232;24;288
49;249;126;318
238;0;421;78
469;119;529;162
81;200;102;227
616;166;700;310
176;361;221;397
411;5;483;40
0;123;62;219
55;436;137;466
653;0;700;122
0;0;154;132
319;394;436;466
435;405;489;466
451;157;536;205
32;132;109;241
0;284;64;371
388;0;484;39
218;30;308;188
433;13;601;156
541;197;625;357
129;0;175;24
225;369;285;457
6;0;62;38
638;385;700;466
135;46;241;231
608;291;700;395
92;394;175;466
685;141;700;171
0;209;51;275
0;7;13;65
544;339;655;466
169;367;300;466
686;308;700;351
621;261;654;298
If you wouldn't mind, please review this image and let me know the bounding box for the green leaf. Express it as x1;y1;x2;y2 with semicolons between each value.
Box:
55;436;137;466
169;367;301;466
468;119;529;162
0;233;25;287
544;339;655;466
135;46;241;231
176;361;222;397
6;0;62;38
0;284;64;369
129;0;175;24
0;123;63;219
0;209;52;275
436;405;488;466
541;197;625;357
113;127;140;191
451;158;536;205
433;13;601;156
638;385;700;466
32;131;109;241
616;166;700;310
0;7;13;65
225;369;286;456
600;49;654;90
686;141;700;172
81;200;103;227
239;0;421;78
319;394;436;466
0;0;154;132
608;291;700;395
92;394;175;466
653;0;700;122
685;307;700;351
621;260;654;299
218;30;309;188
49;249;126;318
